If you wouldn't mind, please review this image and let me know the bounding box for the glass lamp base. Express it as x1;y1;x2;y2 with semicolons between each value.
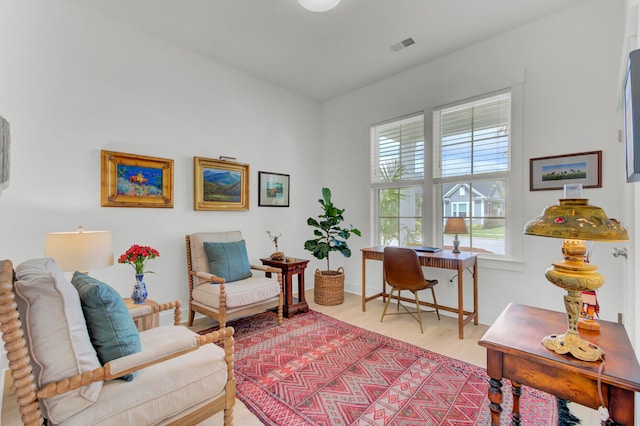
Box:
542;331;604;362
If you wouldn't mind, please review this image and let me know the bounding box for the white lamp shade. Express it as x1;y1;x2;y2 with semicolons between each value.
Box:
298;0;341;12
45;229;113;272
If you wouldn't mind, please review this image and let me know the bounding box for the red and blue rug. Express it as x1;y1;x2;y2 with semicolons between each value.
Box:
201;310;558;425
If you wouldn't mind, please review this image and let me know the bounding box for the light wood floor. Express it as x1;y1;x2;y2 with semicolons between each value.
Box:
2;290;598;425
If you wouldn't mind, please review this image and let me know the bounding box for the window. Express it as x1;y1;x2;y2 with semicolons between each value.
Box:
371;114;424;246
371;91;513;257
434;91;511;255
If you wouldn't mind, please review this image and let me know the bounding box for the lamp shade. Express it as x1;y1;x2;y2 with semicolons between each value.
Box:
45;227;114;272
298;0;341;12
524;198;628;242
444;217;468;235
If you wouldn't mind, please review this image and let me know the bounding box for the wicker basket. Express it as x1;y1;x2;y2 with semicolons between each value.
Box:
314;267;345;305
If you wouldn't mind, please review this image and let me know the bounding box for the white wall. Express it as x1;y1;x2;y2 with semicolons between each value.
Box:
321;0;629;327
0;1;323;310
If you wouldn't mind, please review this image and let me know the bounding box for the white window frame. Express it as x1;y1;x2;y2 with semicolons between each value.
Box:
430;86;524;262
370;85;524;265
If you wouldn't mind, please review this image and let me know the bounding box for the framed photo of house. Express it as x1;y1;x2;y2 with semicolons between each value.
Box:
258;171;290;207
101;150;174;208
529;150;602;191
194;157;249;211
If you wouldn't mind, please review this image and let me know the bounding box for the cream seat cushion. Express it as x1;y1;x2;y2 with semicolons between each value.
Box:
60;326;229;426
192;275;280;309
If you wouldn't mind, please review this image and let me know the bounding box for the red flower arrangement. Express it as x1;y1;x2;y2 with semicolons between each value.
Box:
118;244;160;275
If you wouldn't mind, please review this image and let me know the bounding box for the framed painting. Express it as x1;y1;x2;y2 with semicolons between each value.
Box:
194;157;249;211
529;150;602;191
101;150;174;208
258;171;290;207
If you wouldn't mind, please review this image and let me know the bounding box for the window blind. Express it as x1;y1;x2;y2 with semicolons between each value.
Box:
372;115;424;184
436;92;510;178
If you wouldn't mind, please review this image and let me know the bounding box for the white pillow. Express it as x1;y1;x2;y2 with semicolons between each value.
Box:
14;258;102;424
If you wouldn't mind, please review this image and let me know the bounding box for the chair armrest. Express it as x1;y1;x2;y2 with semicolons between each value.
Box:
250;264;280;274
190;270;225;284
37;326;235;398
129;300;182;326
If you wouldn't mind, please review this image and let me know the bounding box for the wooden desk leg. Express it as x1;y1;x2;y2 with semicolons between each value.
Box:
609;386;634;425
488;378;503;425
473;259;479;325
457;263;464;339
297;270;306;305
511;381;522;426
361;256;367;312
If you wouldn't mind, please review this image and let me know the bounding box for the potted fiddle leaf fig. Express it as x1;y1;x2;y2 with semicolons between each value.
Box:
304;187;361;305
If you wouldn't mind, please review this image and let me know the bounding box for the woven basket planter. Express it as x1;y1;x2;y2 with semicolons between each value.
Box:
314;267;345;305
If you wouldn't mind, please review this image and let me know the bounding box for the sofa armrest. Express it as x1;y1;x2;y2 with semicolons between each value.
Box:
36;326;235;398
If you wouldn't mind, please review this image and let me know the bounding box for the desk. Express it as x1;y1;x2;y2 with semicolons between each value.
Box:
361;246;479;339
123;298;159;331
260;257;310;318
479;304;640;425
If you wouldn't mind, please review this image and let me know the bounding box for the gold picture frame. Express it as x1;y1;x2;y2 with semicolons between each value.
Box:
194;157;249;211
101;150;174;208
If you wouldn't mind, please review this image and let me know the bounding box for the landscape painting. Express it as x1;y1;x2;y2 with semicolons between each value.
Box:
529;150;602;191
194;157;249;210
101;150;174;208
203;167;241;202
541;161;587;182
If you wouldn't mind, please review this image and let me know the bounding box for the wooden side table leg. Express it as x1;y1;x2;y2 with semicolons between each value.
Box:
511;380;522;426
488;378;503;425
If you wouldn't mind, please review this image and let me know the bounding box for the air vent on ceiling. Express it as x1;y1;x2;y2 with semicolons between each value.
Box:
391;37;415;52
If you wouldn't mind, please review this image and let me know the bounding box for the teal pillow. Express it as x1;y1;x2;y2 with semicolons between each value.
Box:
71;272;141;381
203;240;253;283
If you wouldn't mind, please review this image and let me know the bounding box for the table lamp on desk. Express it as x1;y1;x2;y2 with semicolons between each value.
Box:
45;226;113;273
444;217;468;254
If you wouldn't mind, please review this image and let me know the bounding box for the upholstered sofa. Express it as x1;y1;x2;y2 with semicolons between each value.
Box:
0;258;236;426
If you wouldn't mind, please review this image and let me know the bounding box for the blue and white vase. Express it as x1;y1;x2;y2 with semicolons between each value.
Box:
132;273;148;304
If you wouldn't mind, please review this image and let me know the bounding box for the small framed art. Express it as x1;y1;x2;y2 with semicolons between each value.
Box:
529;150;602;191
194;157;249;211
258;171;290;207
101;150;174;208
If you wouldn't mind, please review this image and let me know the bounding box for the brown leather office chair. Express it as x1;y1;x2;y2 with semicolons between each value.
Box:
380;246;440;333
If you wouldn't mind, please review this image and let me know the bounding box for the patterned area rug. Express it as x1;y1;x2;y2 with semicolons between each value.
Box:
199;310;558;425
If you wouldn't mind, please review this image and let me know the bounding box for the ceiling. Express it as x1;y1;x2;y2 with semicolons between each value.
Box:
80;0;587;102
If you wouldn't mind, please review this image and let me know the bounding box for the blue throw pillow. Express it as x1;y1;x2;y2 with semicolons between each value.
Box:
71;272;141;381
203;240;253;283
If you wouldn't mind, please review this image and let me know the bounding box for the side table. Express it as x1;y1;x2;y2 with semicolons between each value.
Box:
479;303;640;425
123;298;160;331
260;257;310;318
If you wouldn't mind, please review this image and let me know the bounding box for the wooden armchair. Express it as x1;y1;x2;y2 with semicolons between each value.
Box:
185;231;284;328
0;259;236;426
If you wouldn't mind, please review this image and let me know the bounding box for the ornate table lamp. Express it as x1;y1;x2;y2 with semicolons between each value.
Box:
444;217;469;253
524;198;628;361
45;226;113;273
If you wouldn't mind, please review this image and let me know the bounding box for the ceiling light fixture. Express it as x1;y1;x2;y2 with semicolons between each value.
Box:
298;0;341;12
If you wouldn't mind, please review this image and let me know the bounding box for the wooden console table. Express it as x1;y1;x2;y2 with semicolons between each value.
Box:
260;257;310;318
479;303;640;425
361;246;479;339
